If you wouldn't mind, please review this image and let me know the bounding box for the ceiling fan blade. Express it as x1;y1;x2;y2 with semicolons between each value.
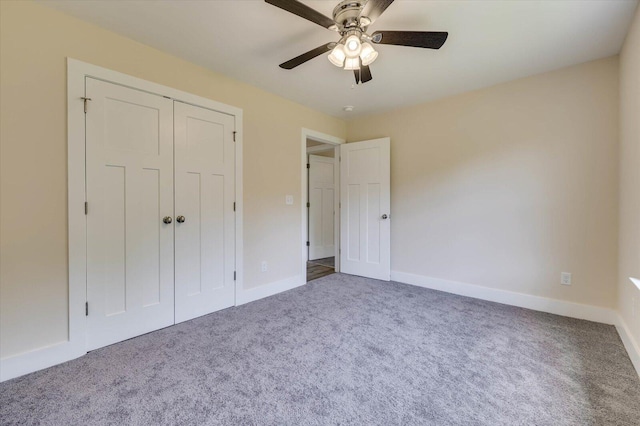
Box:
265;0;335;29
279;43;335;69
354;59;372;85
360;64;373;83
371;31;448;49
360;0;395;24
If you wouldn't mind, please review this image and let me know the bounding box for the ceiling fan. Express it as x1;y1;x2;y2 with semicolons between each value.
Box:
265;0;448;84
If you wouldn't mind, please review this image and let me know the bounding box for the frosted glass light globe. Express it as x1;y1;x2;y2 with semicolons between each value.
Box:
328;44;346;67
344;35;362;58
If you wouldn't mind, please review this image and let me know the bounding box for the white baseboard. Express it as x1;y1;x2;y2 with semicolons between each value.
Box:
391;271;616;324
3;273;634;382
393;270;639;377
0;341;84;383
615;315;640;378
1;275;306;383
236;274;305;306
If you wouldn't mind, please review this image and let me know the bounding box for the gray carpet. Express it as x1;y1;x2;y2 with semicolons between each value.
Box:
1;274;639;425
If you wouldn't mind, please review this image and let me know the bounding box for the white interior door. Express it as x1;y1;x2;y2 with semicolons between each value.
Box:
308;155;335;261
174;101;236;323
340;138;391;281
86;78;175;350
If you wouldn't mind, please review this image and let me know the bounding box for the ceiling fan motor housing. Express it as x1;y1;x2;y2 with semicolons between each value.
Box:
333;0;367;31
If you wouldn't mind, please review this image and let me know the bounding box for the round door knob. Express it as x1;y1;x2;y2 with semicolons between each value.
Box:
381;214;388;220
163;216;172;224
176;216;186;223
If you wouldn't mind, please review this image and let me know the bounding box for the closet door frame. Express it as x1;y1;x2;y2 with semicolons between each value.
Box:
67;58;243;357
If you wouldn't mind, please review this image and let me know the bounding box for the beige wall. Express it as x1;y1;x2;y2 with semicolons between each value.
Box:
348;57;620;308
0;1;346;358
619;5;640;347
0;0;630;365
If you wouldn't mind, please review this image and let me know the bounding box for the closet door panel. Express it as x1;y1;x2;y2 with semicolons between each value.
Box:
174;102;236;323
85;78;174;351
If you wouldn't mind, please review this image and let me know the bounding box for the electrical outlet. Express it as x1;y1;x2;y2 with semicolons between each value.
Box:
561;272;572;286
261;261;268;272
285;195;294;205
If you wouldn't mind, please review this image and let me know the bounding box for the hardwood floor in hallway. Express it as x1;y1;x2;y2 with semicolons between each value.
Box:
307;257;335;282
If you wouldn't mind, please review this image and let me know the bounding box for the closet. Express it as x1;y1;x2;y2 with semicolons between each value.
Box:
84;78;236;350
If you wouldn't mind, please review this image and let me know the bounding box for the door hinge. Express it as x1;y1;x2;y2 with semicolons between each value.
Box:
307;202;310;208
84;202;88;215
233;131;237;142
306;241;310;247
81;97;92;114
85;302;89;316
307;163;310;169
233;202;236;212
234;271;236;281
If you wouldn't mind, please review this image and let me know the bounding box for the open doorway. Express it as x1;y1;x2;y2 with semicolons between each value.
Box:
301;129;344;283
307;143;336;281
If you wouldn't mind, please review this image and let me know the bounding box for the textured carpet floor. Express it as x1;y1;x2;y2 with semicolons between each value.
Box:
1;274;639;425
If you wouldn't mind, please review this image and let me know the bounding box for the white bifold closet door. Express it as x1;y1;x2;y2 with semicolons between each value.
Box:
86;79;236;350
174;102;236;323
86;78;175;351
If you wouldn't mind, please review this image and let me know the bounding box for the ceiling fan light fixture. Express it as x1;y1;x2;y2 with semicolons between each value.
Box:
328;44;346;67
344;34;362;58
344;57;360;70
359;42;378;66
265;0;450;86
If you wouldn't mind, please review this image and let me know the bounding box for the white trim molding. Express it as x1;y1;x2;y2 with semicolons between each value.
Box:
392;270;640;376
236;275;305;306
615;314;640;378
0;342;84;383
391;271;616;324
233;114;244;307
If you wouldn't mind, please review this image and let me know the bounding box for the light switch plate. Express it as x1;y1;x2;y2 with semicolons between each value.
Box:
285;195;293;205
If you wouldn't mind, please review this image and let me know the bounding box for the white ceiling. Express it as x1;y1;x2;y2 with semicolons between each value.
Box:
41;0;638;118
